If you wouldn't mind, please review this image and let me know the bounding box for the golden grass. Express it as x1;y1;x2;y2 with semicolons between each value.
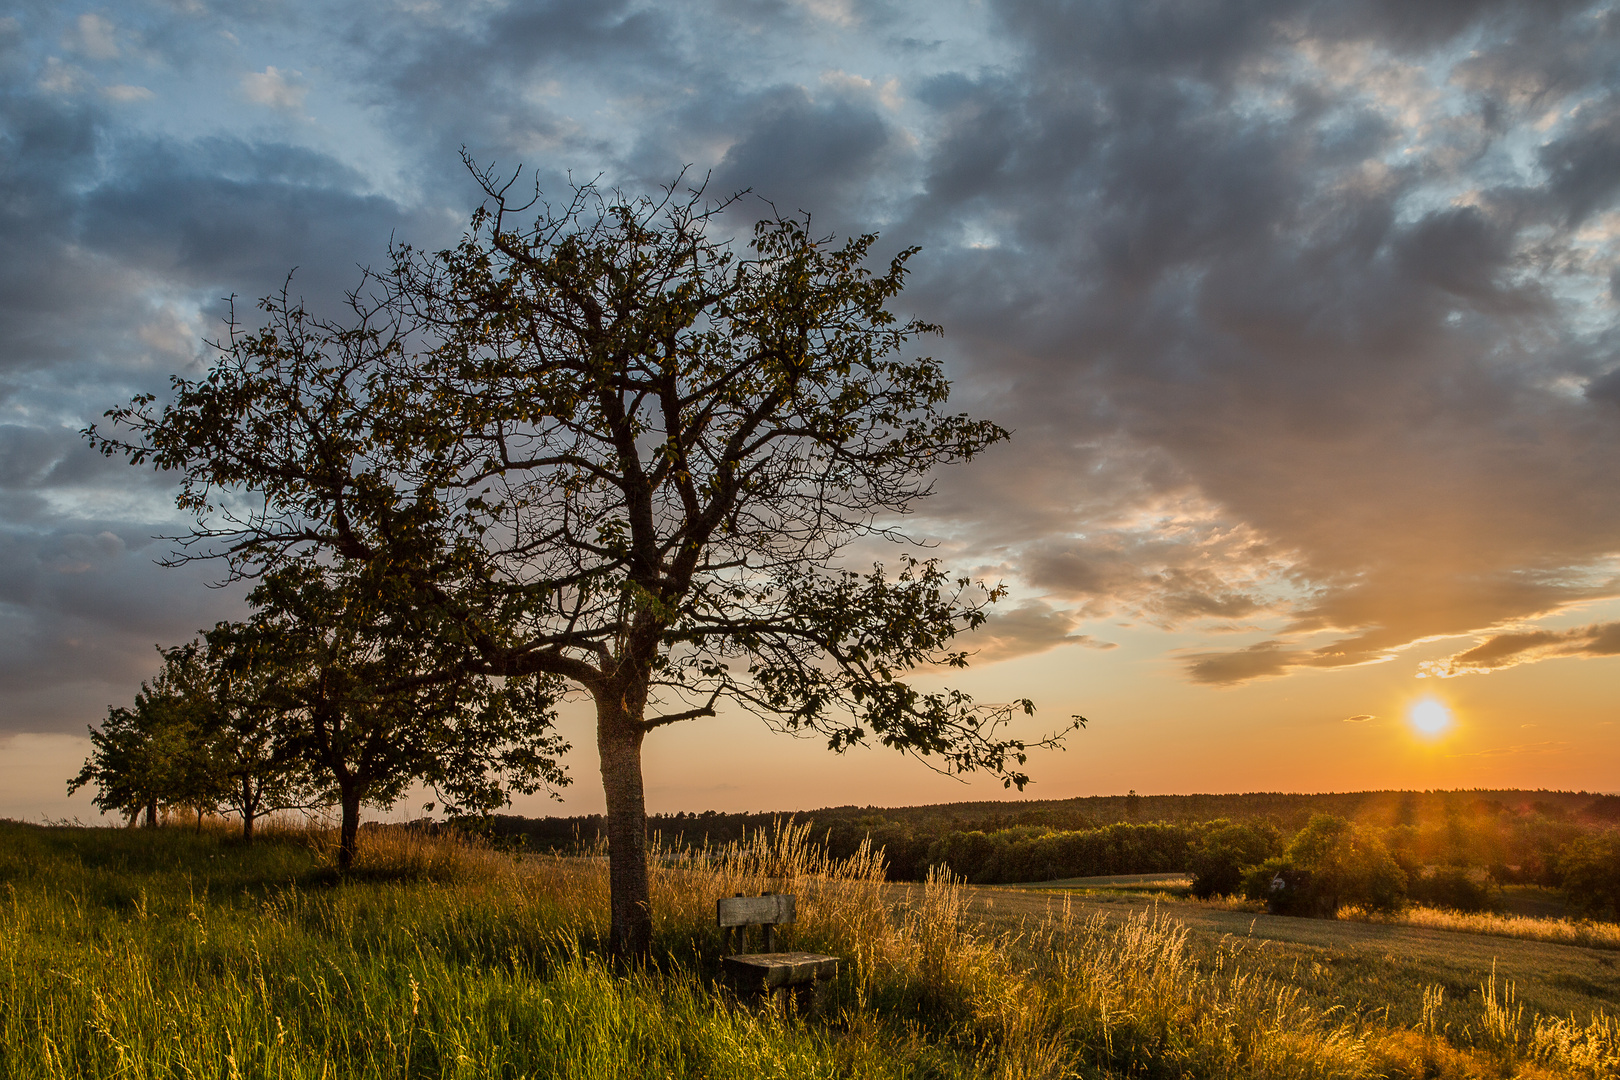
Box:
5;818;1618;1079
1338;902;1620;951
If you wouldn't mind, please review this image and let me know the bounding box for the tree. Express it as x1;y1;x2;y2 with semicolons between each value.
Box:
1265;814;1407;915
1188;820;1279;899
199;623;330;842
220;563;568;870
1558;831;1620;919
89;165;1080;958
70;644;218;827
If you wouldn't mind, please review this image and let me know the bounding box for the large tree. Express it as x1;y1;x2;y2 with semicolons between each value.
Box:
90;167;1080;957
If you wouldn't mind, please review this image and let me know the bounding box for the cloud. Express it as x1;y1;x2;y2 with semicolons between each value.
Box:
1418;621;1620;677
1343;714;1374;723
2;0;1620;749
103;85;154;103
65;14;120;61
893;0;1620;685
1447;740;1576;759
959;600;1117;664
1182;642;1294;686
241;67;306;111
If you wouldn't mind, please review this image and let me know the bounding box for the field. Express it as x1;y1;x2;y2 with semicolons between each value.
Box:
2;820;1618;1079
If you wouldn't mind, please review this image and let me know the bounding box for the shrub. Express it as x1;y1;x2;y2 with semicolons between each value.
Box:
1408;866;1497;913
1559;831;1620;919
1188;820;1279;899
1245;815;1407;916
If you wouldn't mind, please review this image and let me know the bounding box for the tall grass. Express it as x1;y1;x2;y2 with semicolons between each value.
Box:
1;818;1617;1078
1338;902;1620;951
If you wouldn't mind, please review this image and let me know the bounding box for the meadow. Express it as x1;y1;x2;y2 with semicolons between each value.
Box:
1;819;1617;1079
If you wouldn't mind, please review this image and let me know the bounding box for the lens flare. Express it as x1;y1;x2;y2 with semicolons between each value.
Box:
1408;698;1453;738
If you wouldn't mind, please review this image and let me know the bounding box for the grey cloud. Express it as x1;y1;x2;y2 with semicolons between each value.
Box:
79;137;422;302
1183;641;1293;686
959;600;1116;664
0;524;245;730
1588;366;1620;407
4;0;1620;741
894;0;1620;685
1418;621;1620;677
1393;206;1546;314
707;87;899;227
1538;97;1620;226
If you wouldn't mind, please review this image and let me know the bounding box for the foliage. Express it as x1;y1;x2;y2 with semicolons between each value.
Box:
1284;814;1408;915
68;643;221;827
88;166;1078;955
1406;866;1498;913
1241;816;1407;916
1188;819;1280;899
216;565;569;869
1559;830;1620;920
925;821;1201;884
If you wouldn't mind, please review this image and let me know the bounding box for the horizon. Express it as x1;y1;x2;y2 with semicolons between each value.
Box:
3;0;1618;823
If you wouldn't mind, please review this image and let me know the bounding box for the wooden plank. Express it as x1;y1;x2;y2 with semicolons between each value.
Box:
717;893;795;927
722;951;839;989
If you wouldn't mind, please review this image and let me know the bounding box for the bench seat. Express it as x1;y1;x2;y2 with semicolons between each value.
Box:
722;951;840;989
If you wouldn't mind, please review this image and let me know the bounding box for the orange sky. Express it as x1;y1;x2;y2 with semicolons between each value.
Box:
14;597;1615;823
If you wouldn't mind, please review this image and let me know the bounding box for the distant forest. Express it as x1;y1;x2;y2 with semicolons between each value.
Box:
484;788;1620;885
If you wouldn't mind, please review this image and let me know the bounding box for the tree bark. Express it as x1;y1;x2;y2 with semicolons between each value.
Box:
597;700;652;964
241;778;256;844
338;784;362;872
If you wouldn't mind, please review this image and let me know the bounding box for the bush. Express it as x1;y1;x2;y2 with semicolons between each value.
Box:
1559;831;1620;919
1245;815;1407;917
1188;820;1279;899
1408;866;1497;913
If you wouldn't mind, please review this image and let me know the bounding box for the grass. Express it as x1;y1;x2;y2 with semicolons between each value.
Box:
0;819;1617;1078
1338;905;1620;952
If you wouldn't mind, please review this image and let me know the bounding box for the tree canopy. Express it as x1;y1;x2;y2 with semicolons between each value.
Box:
90;165;1079;956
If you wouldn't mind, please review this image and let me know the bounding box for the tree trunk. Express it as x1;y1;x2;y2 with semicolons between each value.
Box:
241;778;256;844
597;702;652;963
144;797;157;829
338;784;362;872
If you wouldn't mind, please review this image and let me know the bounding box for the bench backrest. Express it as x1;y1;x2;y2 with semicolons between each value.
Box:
717;893;795;928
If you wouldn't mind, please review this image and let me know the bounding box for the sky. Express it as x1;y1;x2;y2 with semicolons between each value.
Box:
2;0;1619;823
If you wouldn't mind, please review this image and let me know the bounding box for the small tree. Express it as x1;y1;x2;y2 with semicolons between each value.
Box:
200;624;331;842
70;644;218;828
89;166;1080;958
1188;820;1279;899
1272;814;1407;916
226;563;569;870
1558;831;1620;919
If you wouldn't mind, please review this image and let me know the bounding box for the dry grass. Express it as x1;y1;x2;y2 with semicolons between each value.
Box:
518;821;1620;1078
5;818;1619;1079
1338;903;1620;951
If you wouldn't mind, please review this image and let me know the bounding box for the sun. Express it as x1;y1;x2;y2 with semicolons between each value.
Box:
1408;698;1454;739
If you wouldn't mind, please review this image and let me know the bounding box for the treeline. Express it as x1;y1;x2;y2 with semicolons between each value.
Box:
1185;812;1620;920
487;787;1619;888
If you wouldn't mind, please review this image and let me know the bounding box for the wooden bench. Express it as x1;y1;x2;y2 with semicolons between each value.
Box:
718;893;838;1009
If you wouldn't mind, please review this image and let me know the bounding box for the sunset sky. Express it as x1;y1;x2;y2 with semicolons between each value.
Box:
3;0;1618;822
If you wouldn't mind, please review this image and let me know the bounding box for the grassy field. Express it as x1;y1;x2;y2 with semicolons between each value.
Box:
959;884;1620;1026
2;820;1618;1079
